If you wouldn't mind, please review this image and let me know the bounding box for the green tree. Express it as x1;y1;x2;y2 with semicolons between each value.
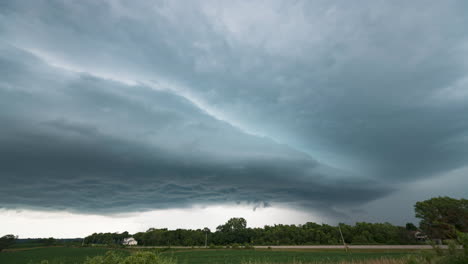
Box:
216;218;247;232
216;218;249;244
406;223;418;231
0;234;16;252
415;196;468;239
38;237;56;246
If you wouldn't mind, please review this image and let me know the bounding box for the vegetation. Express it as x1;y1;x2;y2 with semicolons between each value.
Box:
83;251;175;264
0;236;466;264
9;238;82;249
84;221;419;247
84;232;131;245
414;196;467;240
240;259;411;264
0;234;16;252
81;197;467;248
0;247;416;264
144;221;419;246
1;196;467;264
161;249;413;264
0;247;124;264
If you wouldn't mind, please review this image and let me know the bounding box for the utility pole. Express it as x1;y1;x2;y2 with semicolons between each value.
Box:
203;227;209;248
338;224;348;253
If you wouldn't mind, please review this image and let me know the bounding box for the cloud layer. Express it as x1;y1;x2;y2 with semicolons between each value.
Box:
0;45;390;216
1;0;467;219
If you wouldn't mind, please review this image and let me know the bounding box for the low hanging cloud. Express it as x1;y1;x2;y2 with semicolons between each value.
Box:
1;1;468;219
0;45;391;215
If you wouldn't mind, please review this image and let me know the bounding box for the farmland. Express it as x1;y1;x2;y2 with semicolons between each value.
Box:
161;248;414;264
0;246;417;264
0;247;126;264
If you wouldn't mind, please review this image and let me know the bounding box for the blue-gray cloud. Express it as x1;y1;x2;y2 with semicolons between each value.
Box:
0;0;467;219
0;44;390;216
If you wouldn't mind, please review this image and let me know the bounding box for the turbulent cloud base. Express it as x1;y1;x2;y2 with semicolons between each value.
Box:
0;45;389;216
1;0;467;224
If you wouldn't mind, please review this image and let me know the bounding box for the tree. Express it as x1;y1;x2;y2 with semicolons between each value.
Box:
84;218;419;246
38;237;56;246
0;234;16;252
216;218;249;244
415;196;468;239
405;223;418;231
216;217;247;233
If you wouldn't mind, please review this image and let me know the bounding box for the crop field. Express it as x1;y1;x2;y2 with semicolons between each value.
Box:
0;247;128;264
163;249;413;264
0;247;418;264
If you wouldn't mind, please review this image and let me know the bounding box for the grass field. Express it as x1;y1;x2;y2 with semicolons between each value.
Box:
0;247;128;264
0;247;417;264
163;249;414;264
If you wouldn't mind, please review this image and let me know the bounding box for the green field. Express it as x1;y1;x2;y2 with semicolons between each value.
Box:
0;247;128;264
163;249;412;264
0;247;417;264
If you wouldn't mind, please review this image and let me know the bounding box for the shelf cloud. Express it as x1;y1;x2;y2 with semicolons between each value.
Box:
1;0;467;221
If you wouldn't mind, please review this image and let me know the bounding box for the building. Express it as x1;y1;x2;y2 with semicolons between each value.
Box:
122;237;138;246
414;231;428;241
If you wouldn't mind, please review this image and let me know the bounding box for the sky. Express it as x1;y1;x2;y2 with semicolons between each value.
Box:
0;0;467;238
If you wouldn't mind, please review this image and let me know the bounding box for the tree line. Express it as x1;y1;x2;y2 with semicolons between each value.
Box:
139;220;417;246
2;196;465;251
84;232;131;245
84;219;420;246
83;197;467;247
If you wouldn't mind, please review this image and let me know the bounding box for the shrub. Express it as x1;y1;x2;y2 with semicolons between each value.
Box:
83;251;176;264
243;243;254;249
122;251;175;264
0;234;16;252
413;232;468;264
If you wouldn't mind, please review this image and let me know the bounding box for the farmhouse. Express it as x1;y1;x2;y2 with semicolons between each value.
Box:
122;237;138;246
414;231;427;241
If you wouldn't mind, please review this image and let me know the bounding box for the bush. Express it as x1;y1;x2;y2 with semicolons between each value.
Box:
408;232;468;264
243;243;254;249
83;251;176;264
457;231;468;256
0;234;16;252
208;244;222;249
122;251;175;264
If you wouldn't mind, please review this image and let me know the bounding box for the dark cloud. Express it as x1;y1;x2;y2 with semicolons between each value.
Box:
0;45;390;215
0;1;467;220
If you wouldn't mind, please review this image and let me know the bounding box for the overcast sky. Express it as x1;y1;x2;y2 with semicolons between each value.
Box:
1;0;467;238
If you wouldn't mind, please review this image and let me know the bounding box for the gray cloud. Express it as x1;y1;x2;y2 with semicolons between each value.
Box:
0;45;390;216
0;1;467;220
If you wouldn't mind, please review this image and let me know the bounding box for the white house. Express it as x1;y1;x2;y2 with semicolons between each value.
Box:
122;237;138;246
414;231;427;241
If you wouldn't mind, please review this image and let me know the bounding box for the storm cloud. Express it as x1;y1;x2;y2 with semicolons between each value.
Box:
1;0;467;219
0;45;390;216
